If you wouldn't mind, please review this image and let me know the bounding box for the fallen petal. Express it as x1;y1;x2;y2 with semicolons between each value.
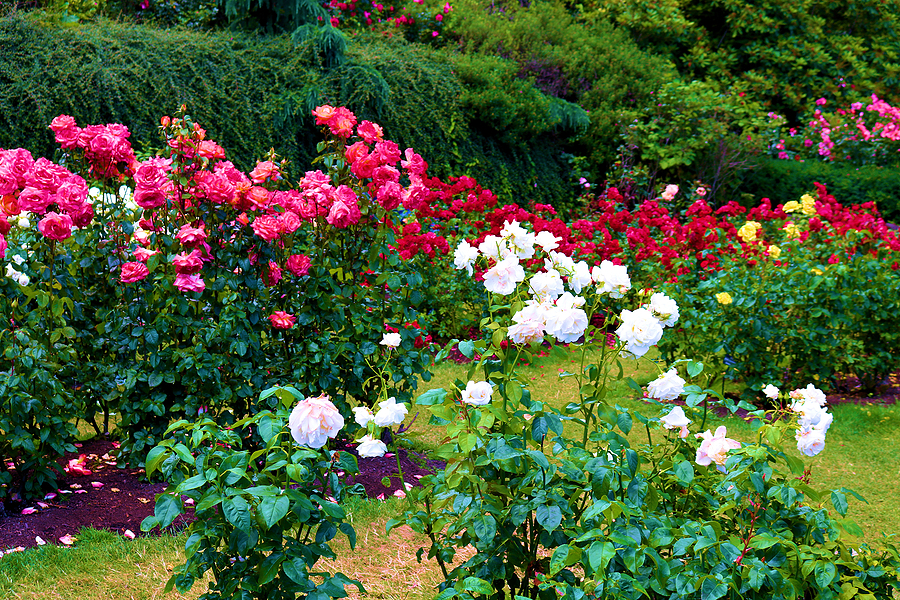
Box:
393;490;407;499
91;482;103;489
35;536;46;546
44;493;57;500
59;534;76;545
69;484;82;489
123;530;136;540
183;498;195;506
37;502;49;509
75;490;87;494
21;507;37;515
110;488;120;493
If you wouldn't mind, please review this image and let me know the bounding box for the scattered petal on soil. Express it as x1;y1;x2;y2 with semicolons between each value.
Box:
123;530;135;540
59;534;76;545
35;536;45;545
21;507;37;515
91;482;103;489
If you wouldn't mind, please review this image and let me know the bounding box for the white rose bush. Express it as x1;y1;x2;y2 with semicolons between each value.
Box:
389;219;894;600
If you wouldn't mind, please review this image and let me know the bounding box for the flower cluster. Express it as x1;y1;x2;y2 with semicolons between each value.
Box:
784;384;833;456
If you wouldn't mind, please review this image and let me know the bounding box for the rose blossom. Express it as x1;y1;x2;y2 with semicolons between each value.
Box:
374;397;408;427
120;261;149;283
268;311;296;329
529;269;565;301
17;187;52;214
695;426;741;467
647;369;686;401
461;381;493;406
507;319;545;345
795;427;827;457
453;240;480;276
38;212;73;240
252;214;282;241
357;435;388;458
643;292;680;327
661;184;679;201
483;255;525;295
543;292;588;344
173;273;206;293
171;250;203;275
762;384;780;400
288;393;344;448
249;160;280;184
286;254;311;277
616;308;664;358
50;115;81;149
534;230;560;252
380;332;401;348
175;224;207;246
659;406;691;438
592;260;631;298
263;260;282;287
352;406;375;428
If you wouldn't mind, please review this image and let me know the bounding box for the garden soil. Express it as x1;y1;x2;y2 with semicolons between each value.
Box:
0;370;897;552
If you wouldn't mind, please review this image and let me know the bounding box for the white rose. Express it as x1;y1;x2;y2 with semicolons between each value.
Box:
762;384;780;400
288;394;345;449
543;292;588;344
500;220;535;259
380;332;402;348
374;396;408;427
615;307;663;358
644;292;679;327
478;235;511;261
544;250;575;276
352;406;375;428
357;435;388;458
660;406;691;437
593;260;631;298
507;319;545;345
534;230;560;252
568;261;593;295
795;427;827;457
528;269;564;301
647;369;686;401
453;240;480;276
461;381;493;406
483;255;525;295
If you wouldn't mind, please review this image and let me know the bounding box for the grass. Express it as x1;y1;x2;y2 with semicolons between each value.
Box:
2;346;898;599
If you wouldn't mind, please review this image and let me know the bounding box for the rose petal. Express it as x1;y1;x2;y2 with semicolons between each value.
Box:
123;530;136;540
74;443;82;448
60;490;72;494
111;488;120;493
21;507;37;515
393;490;407;498
37;502;49;509
75;489;87;494
44;493;57;500
183;498;194;506
91;482;103;489
35;536;46;546
59;534;76;545
69;484;82;489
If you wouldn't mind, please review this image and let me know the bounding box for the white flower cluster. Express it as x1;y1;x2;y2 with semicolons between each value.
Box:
4;253;29;287
776;383;833;457
453;220;680;356
352;396;409;458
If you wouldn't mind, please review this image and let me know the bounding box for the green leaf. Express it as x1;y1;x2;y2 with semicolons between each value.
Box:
416;388;447;406
283;557;308;585
814;561;837;588
625;377;642;392
259;495;290;529
257;552;283;585
831;490;848;517
154;494;183;529
617;411;633;434
673;460;694;485
222;496;251;532
458;340;475;359
145;446;167;478
588;541;616;572
472;514;496;542
549;545;569;575
148;373;163;388
461;577;493;595
686;361;704;378
700;577;727;600
536;504;562;532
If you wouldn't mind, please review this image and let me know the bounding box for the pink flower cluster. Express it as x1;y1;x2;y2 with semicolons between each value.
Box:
49;115;136;179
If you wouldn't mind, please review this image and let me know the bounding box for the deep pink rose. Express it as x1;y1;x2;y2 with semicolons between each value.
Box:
28;158;69;193
38;211;74;240
373;165;400;187
374;140;400;165
173;273;206;293
377;181;403;211
0;233;6;259
263;260;282;287
246;186;271;211
356;120;384;143
249;160;280;184
49;115;81;149
401;148;427;176
0;214;10;236
134;158;172;190
55;176;89;212
279;210;303;234
172;250;203;274
345;141;369;164
176;224;207;246
16;186;52;214
285;254;311;277
120;261;149;283
197;140;225;159
134;186;167;209
68;202;94;228
268;311;296;329
4;148;35;189
328;107;357;138
252;214;282;241
0;161;18;196
200;172;236;205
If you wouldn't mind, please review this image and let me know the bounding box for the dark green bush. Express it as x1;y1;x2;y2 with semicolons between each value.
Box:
0;13;578;207
740;157;900;223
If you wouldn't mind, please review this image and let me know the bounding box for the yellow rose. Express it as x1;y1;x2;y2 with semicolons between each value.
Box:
783;200;801;213
716;292;733;305
800;194;817;216
783;222;800;238
767;244;781;259
737;221;762;243
811;268;823;276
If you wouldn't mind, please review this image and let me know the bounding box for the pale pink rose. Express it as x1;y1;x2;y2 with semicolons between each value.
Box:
252;214;282;241
795;427;827;457
268;311;296;329
288;393;344;448
172;250;203;275
133;247;159;262
647;369;686;401
173;273;206;293
661;184;679;201
38;211;73;240
659;406;691;438
120;261;149;283
483;255;525;295
695;426;741;467
285;254;311;277
357;435;387;458
374;396;408;427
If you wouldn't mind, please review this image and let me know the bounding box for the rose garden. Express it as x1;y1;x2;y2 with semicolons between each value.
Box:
2;1;900;599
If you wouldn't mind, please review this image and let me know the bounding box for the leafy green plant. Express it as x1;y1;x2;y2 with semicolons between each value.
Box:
141;385;364;599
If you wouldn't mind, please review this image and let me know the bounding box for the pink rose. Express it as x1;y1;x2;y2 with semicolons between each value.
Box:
286;254;311;277
120;261;149;283
38;211;73;240
134;186;167;209
377;181;403;211
374;140;400;165
133;247;159;262
326;186;360;228
134;157;172;190
197;140;225;159
0;233;6;260
401;148;427;175
373;165;400;187
173;273;206;293
175;224;207;246
246;186;271;211
68;202;94;228
356;120;384;143
0;161;18;196
251;214;282;241
28;158;69;193
54;176;89;212
278;210;303;234
328;107;357;139
312;105;337;126
17;186;52;214
249;160;280;185
695;426;741;468
263;260;282;287
345;141;369;165
268;311;296;329
288;393;344;448
172;250;203;274
200;172;236;205
49;115;81;149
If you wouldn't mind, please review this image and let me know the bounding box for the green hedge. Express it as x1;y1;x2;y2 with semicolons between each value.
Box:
740;157;900;223
0;13;577;207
